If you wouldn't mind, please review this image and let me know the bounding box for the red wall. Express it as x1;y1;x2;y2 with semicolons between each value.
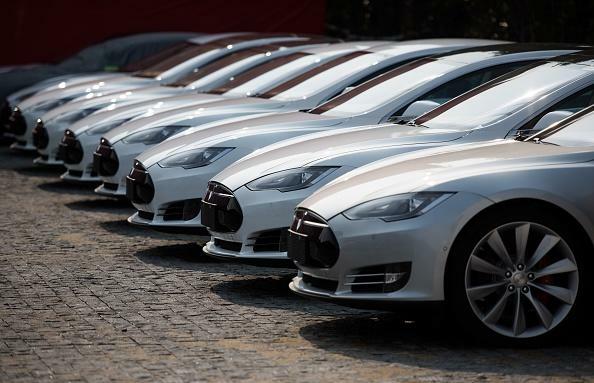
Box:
2;0;326;65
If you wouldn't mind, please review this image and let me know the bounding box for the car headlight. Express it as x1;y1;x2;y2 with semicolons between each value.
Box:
121;125;189;145
86;117;133;135
343;192;453;222
158;147;234;169
246;166;338;192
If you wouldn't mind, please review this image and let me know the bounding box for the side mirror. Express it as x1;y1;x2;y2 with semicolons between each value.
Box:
339;86;355;96
400;100;440;121
532;110;574;132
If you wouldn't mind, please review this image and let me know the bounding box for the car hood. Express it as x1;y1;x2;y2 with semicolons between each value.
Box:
103;97;288;143
301;140;594;219
18;75;153;110
137;111;343;167
69;93;229;136
213;123;465;189
7;73;123;104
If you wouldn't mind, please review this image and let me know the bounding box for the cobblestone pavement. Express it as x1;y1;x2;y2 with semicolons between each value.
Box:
1;145;594;383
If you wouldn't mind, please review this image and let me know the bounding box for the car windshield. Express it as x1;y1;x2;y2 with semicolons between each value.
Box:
534;107;594;147
207;52;312;95
133;43;220;78
309;58;465;116
414;62;589;131
168;40;321;88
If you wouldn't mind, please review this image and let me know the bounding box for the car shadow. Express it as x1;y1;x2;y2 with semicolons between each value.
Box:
299;314;594;376
211;276;371;316
65;198;133;213
15;164;65;178
135;242;217;265
133;243;257;277
98;219;203;242
38;180;97;195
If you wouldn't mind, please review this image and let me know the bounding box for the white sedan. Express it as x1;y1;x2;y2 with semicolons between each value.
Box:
203;47;594;262
95;39;501;199
57;41;390;182
6;33;309;150
33;37;336;166
288;106;594;346
128;44;581;234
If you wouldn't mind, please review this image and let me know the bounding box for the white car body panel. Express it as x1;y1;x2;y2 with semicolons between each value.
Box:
124;47;591;238
290;135;594;305
98;40;506;197
34;39;358;165
9;34;313;149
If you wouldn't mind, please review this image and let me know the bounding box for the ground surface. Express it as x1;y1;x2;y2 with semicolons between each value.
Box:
1;145;593;383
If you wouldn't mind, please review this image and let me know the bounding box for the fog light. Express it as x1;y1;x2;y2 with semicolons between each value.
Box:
346;262;411;293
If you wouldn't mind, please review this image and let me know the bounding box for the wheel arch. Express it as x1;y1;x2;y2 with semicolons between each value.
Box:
443;197;594;298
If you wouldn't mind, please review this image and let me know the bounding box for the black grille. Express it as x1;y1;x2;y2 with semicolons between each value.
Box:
5;107;26;135
126;161;154;204
251;229;288;253
32;119;49;149
158;199;201;221
137;210;155;220
103;182;119;191
287;209;339;268
302;274;338;292
213;238;242;252
93;138;119;176
201;182;243;233
68;170;83;178
58;130;84;164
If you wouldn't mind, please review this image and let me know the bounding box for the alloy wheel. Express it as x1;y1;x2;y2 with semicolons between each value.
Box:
465;221;579;338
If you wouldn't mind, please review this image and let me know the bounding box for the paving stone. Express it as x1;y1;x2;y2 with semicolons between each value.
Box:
0;146;593;382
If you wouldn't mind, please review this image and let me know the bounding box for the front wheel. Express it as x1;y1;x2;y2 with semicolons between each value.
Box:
448;208;589;346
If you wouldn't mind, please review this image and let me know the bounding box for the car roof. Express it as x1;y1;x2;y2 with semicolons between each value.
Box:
547;49;594;66
431;43;591;65
300;41;394;54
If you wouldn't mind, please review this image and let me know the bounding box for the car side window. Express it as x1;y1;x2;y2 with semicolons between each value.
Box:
389;61;536;121
516;84;594;134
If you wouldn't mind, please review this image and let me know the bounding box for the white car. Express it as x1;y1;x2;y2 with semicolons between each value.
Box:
288;106;594;345
202;46;594;262
32;37;336;166
127;44;582;234
6;33;311;150
96;39;502;200
58;41;392;182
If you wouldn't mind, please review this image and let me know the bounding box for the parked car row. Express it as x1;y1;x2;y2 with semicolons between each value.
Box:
4;32;593;346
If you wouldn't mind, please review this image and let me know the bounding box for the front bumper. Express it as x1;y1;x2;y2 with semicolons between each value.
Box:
95;140;146;197
127;150;249;231
204;169;353;262
62;132;102;182
289;192;492;305
205;186;317;261
6;108;38;150
36;121;70;165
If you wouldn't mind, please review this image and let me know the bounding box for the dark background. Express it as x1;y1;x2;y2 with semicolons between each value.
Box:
326;0;594;42
3;0;594;65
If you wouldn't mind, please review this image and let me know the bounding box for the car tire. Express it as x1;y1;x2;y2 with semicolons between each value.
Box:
447;205;590;346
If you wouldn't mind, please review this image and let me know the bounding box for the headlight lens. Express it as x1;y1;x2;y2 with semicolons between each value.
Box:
343;192;453;222
86;117;133;135
246;166;338;192
158;147;234;169
121;125;189;145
